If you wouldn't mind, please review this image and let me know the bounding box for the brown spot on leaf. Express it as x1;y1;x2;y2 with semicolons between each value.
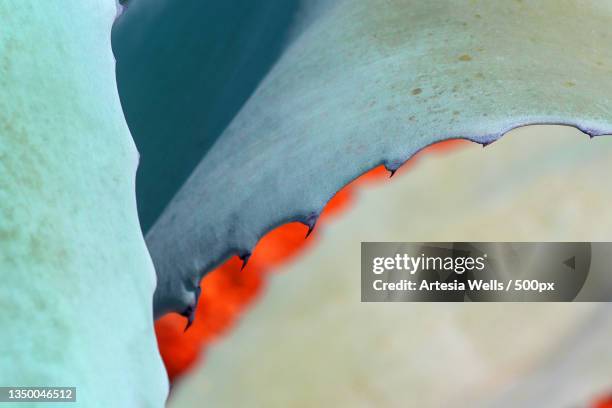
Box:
411;88;422;95
458;54;472;62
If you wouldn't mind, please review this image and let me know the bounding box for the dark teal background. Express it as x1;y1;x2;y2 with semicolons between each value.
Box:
112;0;299;231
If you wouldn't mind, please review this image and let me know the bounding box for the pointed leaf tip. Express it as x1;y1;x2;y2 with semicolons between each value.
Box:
240;253;251;271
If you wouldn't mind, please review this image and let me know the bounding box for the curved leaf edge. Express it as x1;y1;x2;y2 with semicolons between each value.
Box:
153;120;611;321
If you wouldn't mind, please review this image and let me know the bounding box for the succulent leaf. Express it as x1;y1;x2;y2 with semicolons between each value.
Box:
144;0;612;318
0;1;167;405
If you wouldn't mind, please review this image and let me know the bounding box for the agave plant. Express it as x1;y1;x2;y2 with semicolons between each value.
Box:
118;0;612;321
2;0;612;406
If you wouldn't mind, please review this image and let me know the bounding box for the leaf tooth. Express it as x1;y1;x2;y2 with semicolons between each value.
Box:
239;252;252;271
182;285;202;332
384;160;402;178
302;213;319;238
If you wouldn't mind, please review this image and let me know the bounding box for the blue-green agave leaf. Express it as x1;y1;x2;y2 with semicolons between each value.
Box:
146;0;612;317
